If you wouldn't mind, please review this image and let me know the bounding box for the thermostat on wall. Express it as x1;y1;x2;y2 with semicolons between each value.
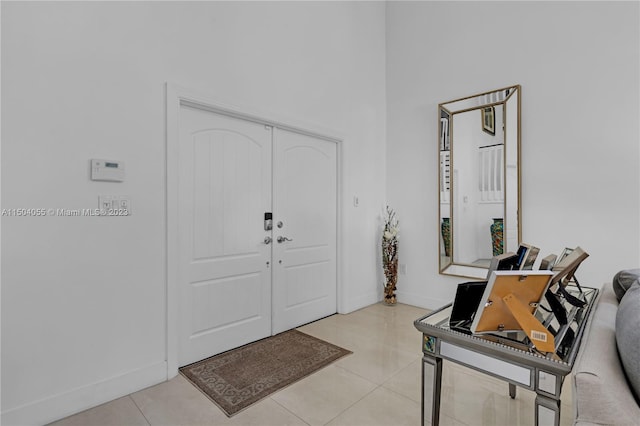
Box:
91;159;125;182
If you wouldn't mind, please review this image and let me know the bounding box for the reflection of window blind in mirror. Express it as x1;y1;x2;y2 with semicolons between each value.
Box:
440;151;450;203
482;89;510;105
478;145;504;202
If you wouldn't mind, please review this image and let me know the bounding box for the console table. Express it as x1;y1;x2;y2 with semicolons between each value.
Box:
413;285;598;426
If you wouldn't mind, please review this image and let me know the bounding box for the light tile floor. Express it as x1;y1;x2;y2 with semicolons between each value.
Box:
49;303;574;426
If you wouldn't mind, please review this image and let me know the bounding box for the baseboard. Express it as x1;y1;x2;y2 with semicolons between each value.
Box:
339;290;381;314
1;361;167;426
396;289;448;311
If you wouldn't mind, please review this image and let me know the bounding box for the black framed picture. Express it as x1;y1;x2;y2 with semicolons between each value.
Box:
481;106;495;135
440;110;450;151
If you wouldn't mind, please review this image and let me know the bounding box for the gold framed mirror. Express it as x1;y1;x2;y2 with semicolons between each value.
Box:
439;85;521;279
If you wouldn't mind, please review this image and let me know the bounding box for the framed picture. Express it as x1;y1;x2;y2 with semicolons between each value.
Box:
481;106;495;135
555;247;574;266
470;270;556;353
440;110;450;151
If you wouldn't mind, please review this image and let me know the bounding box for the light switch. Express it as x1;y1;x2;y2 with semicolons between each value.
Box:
99;196;112;211
120;198;130;212
98;195;131;216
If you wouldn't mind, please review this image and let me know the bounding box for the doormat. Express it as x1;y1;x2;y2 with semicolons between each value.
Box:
179;329;352;417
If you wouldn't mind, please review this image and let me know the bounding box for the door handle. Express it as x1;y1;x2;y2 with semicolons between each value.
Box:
277;236;293;243
263;236;272;244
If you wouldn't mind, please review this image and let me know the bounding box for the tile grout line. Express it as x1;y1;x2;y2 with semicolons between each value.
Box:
322;362;420;425
323;307;424;425
331;363;379;386
319;383;381;426
376;383;421;407
268;397;312;426
128;395;152;426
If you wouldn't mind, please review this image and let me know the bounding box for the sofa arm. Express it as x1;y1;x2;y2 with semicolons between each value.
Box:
573;283;640;425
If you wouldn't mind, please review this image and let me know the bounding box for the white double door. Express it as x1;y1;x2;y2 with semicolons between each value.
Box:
178;105;337;366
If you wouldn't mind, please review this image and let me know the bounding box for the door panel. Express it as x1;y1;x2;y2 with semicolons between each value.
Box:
178;106;272;366
177;104;338;363
272;129;337;334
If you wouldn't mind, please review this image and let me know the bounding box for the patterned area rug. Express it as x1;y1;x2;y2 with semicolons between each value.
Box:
179;329;352;417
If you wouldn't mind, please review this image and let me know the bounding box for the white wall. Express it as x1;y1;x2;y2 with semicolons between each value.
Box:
386;1;640;308
1;2;386;424
3;1;638;423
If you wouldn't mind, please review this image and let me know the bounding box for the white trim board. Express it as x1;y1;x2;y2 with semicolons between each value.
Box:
1;362;167;426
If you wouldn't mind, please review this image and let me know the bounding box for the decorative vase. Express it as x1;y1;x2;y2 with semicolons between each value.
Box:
382;238;398;306
490;218;504;256
382;206;399;306
441;218;451;258
384;286;397;306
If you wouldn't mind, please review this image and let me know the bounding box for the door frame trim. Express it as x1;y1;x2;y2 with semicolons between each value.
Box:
165;83;344;377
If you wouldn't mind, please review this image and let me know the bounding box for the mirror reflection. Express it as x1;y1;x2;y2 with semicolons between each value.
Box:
439;85;520;279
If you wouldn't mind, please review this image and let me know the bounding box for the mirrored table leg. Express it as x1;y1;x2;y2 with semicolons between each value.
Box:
535;394;561;426
506;332;518;400
422;356;442;426
509;383;517;399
